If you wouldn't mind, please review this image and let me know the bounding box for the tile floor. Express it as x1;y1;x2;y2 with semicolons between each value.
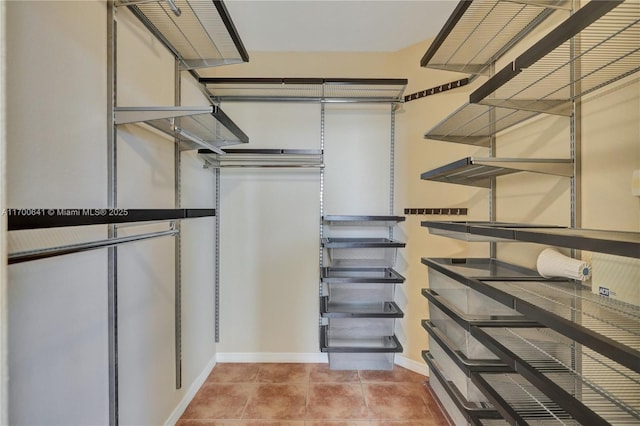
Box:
177;363;448;426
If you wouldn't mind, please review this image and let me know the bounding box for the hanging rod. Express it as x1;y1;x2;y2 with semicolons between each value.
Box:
9;229;179;264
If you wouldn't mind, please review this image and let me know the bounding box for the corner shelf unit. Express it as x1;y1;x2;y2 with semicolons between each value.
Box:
420;0;570;74
199;78;408;103
115;0;249;69
420;157;573;188
320;215;405;370
419;1;639;422
114;106;249;153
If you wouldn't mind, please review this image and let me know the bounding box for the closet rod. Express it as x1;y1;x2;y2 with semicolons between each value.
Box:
8;229;178;264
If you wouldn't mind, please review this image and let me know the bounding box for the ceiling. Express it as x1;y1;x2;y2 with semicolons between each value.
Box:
224;1;458;52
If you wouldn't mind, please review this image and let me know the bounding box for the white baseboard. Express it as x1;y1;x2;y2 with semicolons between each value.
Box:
215;352;427;376
216;352;328;363
395;354;429;376
164;354;217;426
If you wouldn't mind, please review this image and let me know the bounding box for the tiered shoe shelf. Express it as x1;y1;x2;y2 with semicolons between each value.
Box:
320;215;405;370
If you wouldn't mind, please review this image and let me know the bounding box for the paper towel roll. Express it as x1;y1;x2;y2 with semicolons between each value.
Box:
536;248;592;281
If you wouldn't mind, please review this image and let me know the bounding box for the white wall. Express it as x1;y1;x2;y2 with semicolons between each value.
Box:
6;2;219;425
6;2;109;425
217;102;322;358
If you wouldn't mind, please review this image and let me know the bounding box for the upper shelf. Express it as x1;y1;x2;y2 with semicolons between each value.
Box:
420;0;570;74
470;1;640;114
115;106;248;152
199;78;408;103
198;148;323;168
420;157;573;188
116;0;249;69
424;103;541;147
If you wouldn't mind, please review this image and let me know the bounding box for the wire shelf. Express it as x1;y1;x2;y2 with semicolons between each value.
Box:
199;78;408;103
420;157;573;188
471;1;640;114
420;0;570;74
474;327;640;425
198;148;322;168
475;280;640;374
117;0;249;69
114;106;248;151
473;372;580;425
424;103;541;147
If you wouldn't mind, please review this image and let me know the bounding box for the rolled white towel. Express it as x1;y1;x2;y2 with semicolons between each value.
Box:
536;248;592;281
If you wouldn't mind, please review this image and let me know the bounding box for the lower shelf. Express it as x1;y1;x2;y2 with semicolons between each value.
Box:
472;326;640;425
320;326;402;370
424;352;502;426
472;372;580;425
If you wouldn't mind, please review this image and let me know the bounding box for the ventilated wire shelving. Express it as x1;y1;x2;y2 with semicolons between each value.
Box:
199;78;408;103
116;0;249;69
473;372;581;425
420;0;570;74
471;1;640;113
474;327;640;425
471;279;640;374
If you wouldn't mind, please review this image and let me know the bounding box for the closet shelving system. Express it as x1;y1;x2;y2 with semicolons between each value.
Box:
198;78;408;370
15;1;246;425
196;77;408;169
419;0;640;425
